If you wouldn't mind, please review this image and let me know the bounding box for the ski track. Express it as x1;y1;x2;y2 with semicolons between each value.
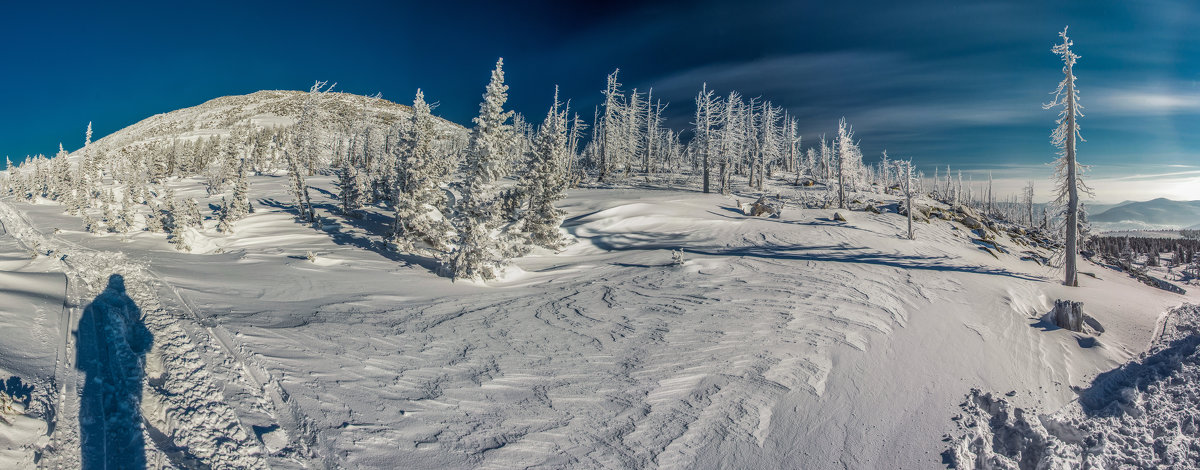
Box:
0;198;272;469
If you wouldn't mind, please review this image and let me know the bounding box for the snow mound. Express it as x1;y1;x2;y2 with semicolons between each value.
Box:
946;303;1200;469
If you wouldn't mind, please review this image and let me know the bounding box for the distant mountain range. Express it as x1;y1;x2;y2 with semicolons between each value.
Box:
1091;198;1200;230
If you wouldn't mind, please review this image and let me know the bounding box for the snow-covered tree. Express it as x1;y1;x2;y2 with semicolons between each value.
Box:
445;59;514;280
879;151;890;190
986;171;995;215
834;118;862;209
519;90;571;250
1023;181;1035;227
144;200;165;233
898;159;916;240
217;160;253;233
393;89;452;251
181;197;203;229
754;101;782;191
336;146;363;218
1044;26;1091;287
693;84;717;193
229;159;252;218
82;211;103;234
284;149;314;223
717;92;744;194
597;70;624;182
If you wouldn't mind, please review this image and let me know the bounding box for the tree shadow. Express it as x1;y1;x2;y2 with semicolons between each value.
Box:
258;197;445;274
0;376;33;408
703;209;900;238
686;244;1044;281
75;274;152;470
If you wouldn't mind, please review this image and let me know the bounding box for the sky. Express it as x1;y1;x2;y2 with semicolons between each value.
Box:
1;0;1197;203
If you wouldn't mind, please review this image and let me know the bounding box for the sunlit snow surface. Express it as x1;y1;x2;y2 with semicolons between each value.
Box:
1;176;1197;468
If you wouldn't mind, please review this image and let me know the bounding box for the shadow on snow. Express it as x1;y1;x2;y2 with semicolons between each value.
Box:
1075;333;1199;418
75;274;151;470
257;196;444;275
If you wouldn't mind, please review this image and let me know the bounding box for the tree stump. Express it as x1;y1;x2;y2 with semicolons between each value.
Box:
749;197;777;217
1053;299;1084;332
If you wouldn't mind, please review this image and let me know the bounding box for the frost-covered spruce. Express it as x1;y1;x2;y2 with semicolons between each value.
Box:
217;197;234;233
111;186;138;233
101;198;118;233
336;148;363;218
182;197;203;228
227;159;252;219
393;89;451;251
144;200;164;233
445;59;514;280
518;91;571;250
82;212;103;234
164;196;192;250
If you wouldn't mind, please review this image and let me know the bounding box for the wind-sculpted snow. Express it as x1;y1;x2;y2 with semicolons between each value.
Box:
228;227;916;468
947;302;1200;469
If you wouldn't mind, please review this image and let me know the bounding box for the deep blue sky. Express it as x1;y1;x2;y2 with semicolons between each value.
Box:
2;0;1197;201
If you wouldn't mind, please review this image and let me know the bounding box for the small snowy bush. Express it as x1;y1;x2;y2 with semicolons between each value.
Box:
672;248;686;266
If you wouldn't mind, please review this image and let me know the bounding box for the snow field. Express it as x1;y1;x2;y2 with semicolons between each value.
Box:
2;169;1197;468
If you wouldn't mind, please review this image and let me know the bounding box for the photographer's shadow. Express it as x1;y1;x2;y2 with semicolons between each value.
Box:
75;274;152;469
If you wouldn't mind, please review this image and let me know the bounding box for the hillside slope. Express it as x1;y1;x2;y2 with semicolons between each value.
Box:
91;89;466;150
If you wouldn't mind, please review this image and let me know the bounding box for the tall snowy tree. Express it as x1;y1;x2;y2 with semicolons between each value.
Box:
898;159;916;240
336;145;363;218
693;84;717;193
986;171;995;215
229;159;252;218
1023;181;1035;227
715;91;744;194
445;59;514;280
283;81;329;223
393;89;452;251
284;149;315;223
756;101;782;191
834;118;861;209
218;159;253;232
519;89;572;250
1045;26;1090;287
597;70;624;182
718;92;743;194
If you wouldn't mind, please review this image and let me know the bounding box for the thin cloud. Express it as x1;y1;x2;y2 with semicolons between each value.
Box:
1091;85;1200;115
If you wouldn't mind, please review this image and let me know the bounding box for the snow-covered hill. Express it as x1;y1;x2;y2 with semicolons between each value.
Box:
87;89;466;153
